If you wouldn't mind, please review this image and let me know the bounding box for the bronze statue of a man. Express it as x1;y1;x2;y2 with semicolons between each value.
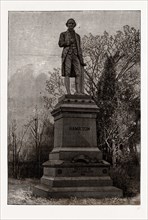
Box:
59;18;86;94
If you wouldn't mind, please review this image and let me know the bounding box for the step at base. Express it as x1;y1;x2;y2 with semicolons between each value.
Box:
33;184;123;199
41;175;113;187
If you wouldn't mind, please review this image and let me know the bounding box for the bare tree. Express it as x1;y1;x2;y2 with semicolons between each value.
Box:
8;119;30;178
26;107;49;176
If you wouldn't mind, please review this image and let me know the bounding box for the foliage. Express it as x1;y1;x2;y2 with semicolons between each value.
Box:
82;25;140;97
95;55;140;164
43;68;66;110
81;25;140;165
110;151;140;197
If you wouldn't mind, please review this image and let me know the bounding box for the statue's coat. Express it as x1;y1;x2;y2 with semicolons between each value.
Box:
58;30;83;77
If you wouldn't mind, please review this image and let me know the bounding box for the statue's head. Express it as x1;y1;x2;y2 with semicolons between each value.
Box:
66;18;76;29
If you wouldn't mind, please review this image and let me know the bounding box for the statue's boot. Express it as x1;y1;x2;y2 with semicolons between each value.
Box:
64;77;71;94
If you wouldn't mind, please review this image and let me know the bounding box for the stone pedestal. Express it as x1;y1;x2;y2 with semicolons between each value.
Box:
33;95;122;198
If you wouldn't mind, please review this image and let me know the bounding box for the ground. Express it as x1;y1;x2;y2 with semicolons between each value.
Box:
8;178;140;205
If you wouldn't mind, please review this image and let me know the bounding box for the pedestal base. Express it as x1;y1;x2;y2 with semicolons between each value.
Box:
33;160;122;198
33;95;123;199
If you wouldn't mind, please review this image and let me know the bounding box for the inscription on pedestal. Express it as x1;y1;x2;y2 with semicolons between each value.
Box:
69;126;90;131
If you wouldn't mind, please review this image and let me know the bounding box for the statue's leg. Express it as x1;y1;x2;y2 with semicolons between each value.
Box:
80;66;84;94
64;76;70;94
64;54;72;94
73;55;81;94
75;76;81;94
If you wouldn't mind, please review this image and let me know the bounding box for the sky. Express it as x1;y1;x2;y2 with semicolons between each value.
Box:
8;11;140;78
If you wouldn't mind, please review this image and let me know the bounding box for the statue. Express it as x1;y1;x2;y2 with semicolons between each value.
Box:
59;18;86;94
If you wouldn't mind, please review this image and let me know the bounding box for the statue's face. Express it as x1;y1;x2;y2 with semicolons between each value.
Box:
67;20;75;30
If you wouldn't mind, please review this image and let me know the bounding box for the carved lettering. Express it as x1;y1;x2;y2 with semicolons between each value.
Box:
69;126;90;131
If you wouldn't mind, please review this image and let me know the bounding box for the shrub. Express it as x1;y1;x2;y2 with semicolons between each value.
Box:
110;151;140;197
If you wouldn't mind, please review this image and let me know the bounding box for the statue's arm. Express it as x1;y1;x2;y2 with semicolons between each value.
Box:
59;32;69;48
